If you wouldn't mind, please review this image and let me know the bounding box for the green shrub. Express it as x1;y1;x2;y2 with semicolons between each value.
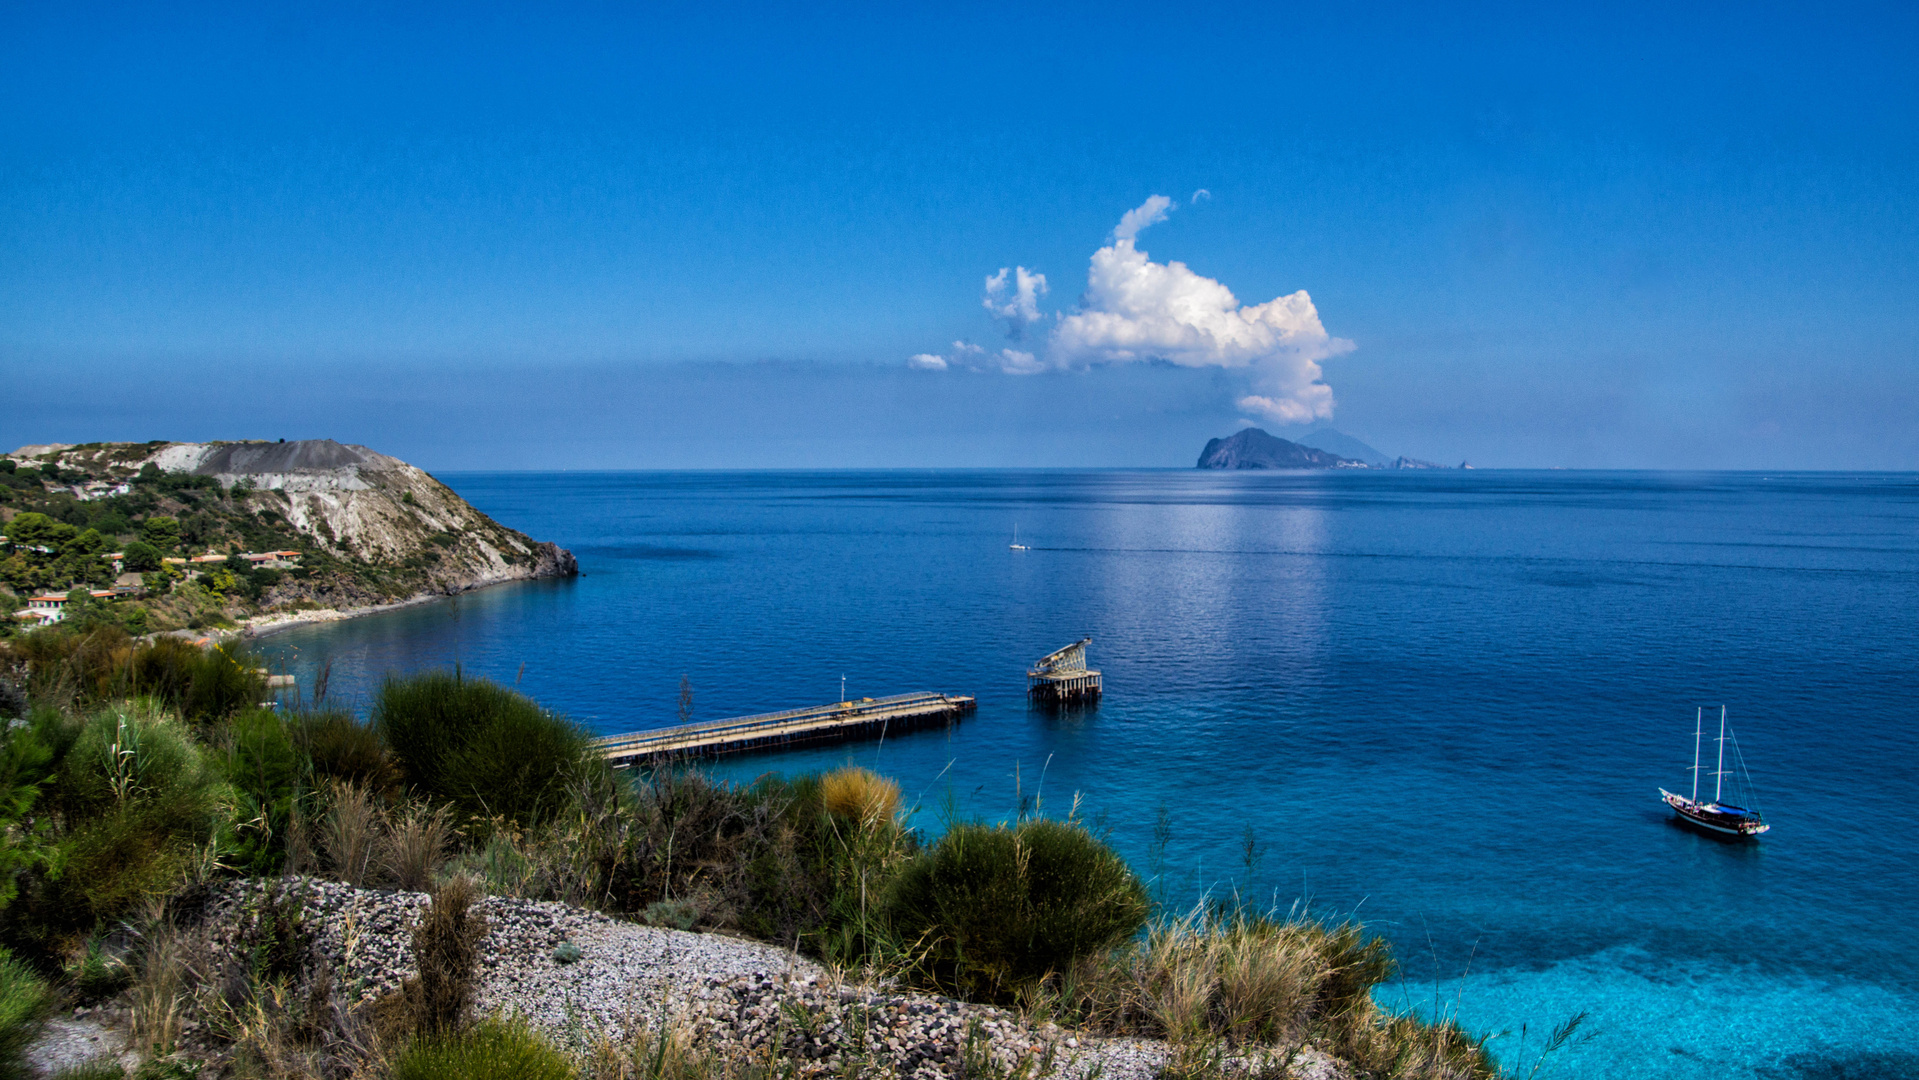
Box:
885;818;1149;1003
747;770;915;964
220;709;301;875
9;631;264;723
41;706;223;926
641;899;699;930
54;809;198;927
127;639;263;725
596;769;774;926
374;672;592;824
390;1017;575;1080
7;627;132;709
0;946;53;1080
0;719;53;913
292;708;397;794
516;766;914;959
55;705;216;824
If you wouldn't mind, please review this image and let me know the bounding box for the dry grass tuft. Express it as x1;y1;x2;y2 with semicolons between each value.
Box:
318;781;380;888
127;921;188;1057
1062;903;1498;1080
584;1021;711;1080
1071;905;1380;1048
819;767;900;826
1339;1011;1498;1080
394;875;488;1037
381;801;453;892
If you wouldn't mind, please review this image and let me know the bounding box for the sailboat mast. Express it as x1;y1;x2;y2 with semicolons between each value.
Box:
1692;707;1703;802
1714;705;1727;804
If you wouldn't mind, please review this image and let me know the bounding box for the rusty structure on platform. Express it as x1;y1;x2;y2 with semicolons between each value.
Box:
1027;637;1101;705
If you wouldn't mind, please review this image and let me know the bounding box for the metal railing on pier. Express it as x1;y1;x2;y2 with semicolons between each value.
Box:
595;691;975;764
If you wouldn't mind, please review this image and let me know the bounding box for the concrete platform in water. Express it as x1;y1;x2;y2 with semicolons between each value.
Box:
596;691;976;765
1028;638;1101;705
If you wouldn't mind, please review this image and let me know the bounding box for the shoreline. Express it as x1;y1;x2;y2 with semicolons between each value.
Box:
238;593;447;639
239;569;573;640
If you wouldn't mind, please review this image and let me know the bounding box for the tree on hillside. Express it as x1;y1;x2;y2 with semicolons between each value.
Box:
63;529;109;557
122;542;162;573
180;513;216;549
5;513;73;550
140;516;180;550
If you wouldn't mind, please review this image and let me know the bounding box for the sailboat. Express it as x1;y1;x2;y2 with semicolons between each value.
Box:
1009;525;1030;551
1660;706;1770;837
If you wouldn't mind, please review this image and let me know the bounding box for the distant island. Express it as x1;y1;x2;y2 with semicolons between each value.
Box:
1198;427;1459;470
1198;428;1358;469
1;439;576;636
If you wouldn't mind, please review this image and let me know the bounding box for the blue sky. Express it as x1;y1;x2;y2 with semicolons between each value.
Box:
4;2;1916;468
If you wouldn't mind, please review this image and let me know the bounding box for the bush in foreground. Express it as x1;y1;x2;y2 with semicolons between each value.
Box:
293;708;398;794
885;817;1149;1003
39;704;225;928
219;708;302;876
819;766;899;825
373;672;592;824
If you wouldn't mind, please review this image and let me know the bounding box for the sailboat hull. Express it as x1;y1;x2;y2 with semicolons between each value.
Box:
1660;789;1770;837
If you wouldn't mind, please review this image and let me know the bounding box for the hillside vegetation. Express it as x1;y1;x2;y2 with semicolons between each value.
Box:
1;440;575;636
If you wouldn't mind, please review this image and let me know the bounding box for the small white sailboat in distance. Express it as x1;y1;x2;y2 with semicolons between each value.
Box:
1660;705;1770;837
1009;525;1030;551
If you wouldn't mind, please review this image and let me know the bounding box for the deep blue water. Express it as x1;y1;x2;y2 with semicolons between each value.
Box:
254;470;1919;1080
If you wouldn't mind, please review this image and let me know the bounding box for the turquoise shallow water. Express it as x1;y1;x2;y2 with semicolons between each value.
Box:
254;470;1919;1079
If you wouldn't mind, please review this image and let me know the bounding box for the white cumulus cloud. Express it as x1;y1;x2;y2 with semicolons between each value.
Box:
997;349;1044;374
909;195;1351;425
1112;194;1173;242
983;266;1049;339
1052;195;1350;424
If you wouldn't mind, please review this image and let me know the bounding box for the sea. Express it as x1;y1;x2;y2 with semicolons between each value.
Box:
251;469;1919;1080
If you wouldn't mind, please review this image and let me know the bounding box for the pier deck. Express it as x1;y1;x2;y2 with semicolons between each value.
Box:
596;691;975;765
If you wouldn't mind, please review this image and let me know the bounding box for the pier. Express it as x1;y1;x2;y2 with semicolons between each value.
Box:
1028;638;1101;704
596;691;975;765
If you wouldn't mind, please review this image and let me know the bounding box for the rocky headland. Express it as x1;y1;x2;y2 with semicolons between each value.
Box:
1;439;576;636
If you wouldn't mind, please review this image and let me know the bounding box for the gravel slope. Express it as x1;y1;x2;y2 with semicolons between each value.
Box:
198;879;1175;1080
